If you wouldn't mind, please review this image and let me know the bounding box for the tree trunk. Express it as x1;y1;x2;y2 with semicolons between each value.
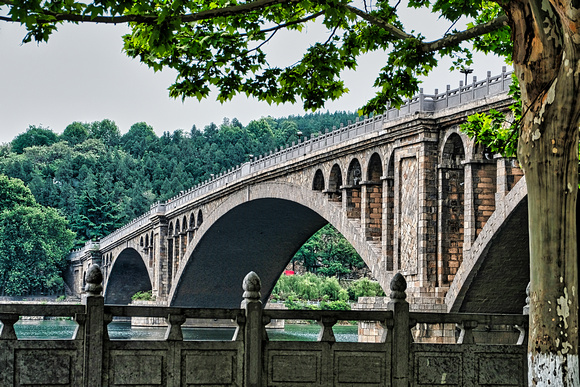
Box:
505;0;579;384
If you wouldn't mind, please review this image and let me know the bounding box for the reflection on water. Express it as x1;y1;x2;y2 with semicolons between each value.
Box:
8;320;358;342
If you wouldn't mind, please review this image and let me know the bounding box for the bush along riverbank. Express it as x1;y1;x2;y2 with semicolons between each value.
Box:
270;273;385;310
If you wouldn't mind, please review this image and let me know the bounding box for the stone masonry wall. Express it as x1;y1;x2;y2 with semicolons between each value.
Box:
365;183;382;240
473;162;497;238
355;297;455;343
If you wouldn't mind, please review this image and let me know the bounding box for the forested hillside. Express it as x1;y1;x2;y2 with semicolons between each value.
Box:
0;111;372;296
0;111;357;245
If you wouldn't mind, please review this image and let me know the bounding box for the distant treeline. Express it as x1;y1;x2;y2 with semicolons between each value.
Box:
0;111;357;248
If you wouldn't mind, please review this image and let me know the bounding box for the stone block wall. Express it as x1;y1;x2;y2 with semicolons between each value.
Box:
346;187;361;218
354;297;389;343
355;296;452;343
440;167;465;285
506;159;524;192
365;183;383;240
473;162;497;238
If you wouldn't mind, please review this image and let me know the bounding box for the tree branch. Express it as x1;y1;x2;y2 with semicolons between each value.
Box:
342;4;413;40
420;14;508;53
256;11;324;34
342;4;507;54
0;0;303;25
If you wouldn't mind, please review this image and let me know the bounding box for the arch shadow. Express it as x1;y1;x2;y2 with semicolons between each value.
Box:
170;198;327;308
104;247;152;305
448;177;530;313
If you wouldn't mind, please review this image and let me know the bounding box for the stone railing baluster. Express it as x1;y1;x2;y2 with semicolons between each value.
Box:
318;316;337;342
0;314;19;340
103;313;113;341
164;314;186;341
516;282;530;346
456;320;478;344
74;312;86;341
233;312;245;342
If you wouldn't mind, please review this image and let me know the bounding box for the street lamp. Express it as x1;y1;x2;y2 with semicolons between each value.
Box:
460;67;473;85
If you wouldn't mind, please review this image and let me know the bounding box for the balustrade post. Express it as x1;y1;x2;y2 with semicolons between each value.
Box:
388;273;410;387
165;314;186;341
0;313;18;386
318;316;337;342
0;314;18;340
242;271;263;387
83;264;105;387
456;320;478;344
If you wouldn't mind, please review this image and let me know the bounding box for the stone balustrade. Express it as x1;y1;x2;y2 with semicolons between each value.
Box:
1;266;528;386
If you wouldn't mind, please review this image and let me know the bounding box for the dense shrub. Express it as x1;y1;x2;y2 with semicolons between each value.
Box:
131;290;154;301
271;273;384;305
347;278;386;300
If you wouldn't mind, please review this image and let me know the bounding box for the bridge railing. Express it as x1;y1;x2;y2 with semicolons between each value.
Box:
88;68;514;252
1;267;527;386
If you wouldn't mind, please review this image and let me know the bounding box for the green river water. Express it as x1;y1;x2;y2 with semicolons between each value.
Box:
9;320;358;342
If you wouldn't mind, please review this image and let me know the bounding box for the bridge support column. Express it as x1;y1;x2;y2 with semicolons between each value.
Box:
382;176;395;272
150;210;168;302
462;162;476;253
360;183;369;237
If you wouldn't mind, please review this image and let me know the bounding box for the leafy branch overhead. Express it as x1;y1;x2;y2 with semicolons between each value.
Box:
0;0;508;113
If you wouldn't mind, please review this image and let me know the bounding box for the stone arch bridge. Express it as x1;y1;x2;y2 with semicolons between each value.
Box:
67;69;529;313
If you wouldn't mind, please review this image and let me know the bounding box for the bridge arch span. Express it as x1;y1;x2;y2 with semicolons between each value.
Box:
169;180;384;308
446;176;529;313
104;247;153;305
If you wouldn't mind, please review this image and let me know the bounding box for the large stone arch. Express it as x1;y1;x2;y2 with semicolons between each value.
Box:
104;247;152;305
169;181;385;308
446;176;529;313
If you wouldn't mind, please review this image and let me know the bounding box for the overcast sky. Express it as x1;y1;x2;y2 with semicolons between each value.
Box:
0;8;509;144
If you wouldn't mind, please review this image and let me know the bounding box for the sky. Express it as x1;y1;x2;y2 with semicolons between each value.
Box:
0;7;509;144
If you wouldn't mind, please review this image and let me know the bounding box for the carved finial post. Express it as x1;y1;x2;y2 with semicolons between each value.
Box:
390;273;407;302
84;264;103;297
387;273;410;387
82;264;104;387
241;271;263;387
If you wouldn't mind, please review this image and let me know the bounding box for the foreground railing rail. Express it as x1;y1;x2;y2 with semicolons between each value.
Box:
0;267;528;386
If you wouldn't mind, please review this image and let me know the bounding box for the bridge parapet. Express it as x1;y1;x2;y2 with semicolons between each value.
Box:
1;267;528;386
158;68;512;214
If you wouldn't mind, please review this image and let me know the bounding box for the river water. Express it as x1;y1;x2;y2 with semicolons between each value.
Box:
10;320;358;342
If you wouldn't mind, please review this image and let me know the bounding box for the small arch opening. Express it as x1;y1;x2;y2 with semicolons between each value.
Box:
312;169;325;191
346;159;362;218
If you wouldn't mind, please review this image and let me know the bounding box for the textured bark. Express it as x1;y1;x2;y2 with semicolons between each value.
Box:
504;0;580;384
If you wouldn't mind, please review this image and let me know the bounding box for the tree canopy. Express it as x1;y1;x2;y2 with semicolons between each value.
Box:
1;0;578;383
0;174;75;296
